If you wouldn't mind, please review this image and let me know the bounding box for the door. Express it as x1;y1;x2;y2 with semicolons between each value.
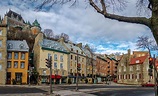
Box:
6;72;11;84
15;73;22;84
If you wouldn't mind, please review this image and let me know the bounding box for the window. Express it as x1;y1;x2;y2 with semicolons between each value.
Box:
130;66;133;71
7;61;11;68
54;62;57;69
0;30;2;35
21;53;25;60
14;52;18;59
20;62;25;68
54;54;57;61
136;60;140;63
14;61;18;68
60;55;63;62
71;55;73;59
8;43;13;49
7;53;12;59
119;68;121;72
75;56;77;60
0;64;2;70
19;43;24;49
70;61;72;66
71;48;73;51
60;63;63;69
124;66;126;72
82;58;84;62
62;71;64;75
136;65;140;70
0;40;2;47
0;52;2;59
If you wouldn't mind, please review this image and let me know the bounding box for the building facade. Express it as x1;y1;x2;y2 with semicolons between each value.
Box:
117;50;153;85
33;33;69;84
59;40;87;84
0;24;7;85
6;40;29;84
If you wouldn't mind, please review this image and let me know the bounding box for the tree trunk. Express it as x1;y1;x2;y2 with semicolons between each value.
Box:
151;0;158;44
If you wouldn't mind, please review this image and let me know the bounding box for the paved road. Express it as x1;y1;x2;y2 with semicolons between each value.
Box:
87;88;154;96
0;84;155;96
0;86;47;94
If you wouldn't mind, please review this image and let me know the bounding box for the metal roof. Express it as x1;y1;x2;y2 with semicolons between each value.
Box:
7;40;29;52
40;39;68;53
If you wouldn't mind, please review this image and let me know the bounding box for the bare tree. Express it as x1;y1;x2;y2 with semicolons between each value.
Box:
54;34;60;40
136;36;157;56
15;0;158;45
43;29;54;38
60;33;69;42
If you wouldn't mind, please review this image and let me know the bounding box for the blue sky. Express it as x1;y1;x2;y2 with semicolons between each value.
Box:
0;0;154;55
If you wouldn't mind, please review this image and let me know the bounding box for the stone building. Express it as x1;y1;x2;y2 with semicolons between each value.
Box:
0;24;7;84
117;50;153;85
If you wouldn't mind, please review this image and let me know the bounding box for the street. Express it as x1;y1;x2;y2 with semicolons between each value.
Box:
0;84;155;96
88;87;154;96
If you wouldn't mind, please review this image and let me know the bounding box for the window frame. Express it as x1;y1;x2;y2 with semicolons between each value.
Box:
14;52;19;60
20;62;25;69
7;61;11;68
14;61;18;68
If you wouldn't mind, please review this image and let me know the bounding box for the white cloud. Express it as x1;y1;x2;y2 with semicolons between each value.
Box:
0;0;153;55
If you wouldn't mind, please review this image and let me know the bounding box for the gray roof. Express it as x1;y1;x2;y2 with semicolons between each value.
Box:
83;48;92;58
40;39;68;53
7;40;29;52
64;42;86;56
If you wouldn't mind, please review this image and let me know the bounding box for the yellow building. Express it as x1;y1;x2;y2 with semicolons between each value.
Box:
0;24;7;85
6;40;29;84
33;33;69;84
58;39;87;84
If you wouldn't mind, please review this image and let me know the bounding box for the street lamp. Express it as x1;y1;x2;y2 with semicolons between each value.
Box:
29;58;32;86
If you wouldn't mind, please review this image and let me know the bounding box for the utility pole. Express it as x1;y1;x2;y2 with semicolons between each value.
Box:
46;53;52;94
153;54;157;96
76;53;79;91
29;65;31;86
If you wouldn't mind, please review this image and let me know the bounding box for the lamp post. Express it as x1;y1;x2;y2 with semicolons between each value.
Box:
29;58;32;86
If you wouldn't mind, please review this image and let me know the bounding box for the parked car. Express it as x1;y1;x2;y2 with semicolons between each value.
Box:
141;83;156;87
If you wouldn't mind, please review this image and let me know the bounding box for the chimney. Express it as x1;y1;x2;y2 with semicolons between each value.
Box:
128;49;131;56
58;37;64;44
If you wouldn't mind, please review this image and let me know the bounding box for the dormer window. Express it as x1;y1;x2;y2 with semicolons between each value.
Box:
136;60;140;63
8;43;13;49
71;48;73;51
19;43;24;49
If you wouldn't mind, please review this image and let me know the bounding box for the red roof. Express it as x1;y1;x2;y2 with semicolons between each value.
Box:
130;55;148;65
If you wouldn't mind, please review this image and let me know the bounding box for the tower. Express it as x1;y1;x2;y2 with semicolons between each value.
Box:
31;19;41;35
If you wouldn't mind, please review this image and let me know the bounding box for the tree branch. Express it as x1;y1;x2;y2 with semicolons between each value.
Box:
100;0;106;13
89;0;103;14
89;0;151;27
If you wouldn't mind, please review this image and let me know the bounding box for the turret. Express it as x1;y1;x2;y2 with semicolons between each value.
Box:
31;19;41;35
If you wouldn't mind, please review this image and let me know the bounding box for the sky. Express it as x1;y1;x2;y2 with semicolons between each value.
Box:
0;0;154;55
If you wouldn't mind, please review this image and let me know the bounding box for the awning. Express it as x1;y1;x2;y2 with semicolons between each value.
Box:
51;75;62;79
